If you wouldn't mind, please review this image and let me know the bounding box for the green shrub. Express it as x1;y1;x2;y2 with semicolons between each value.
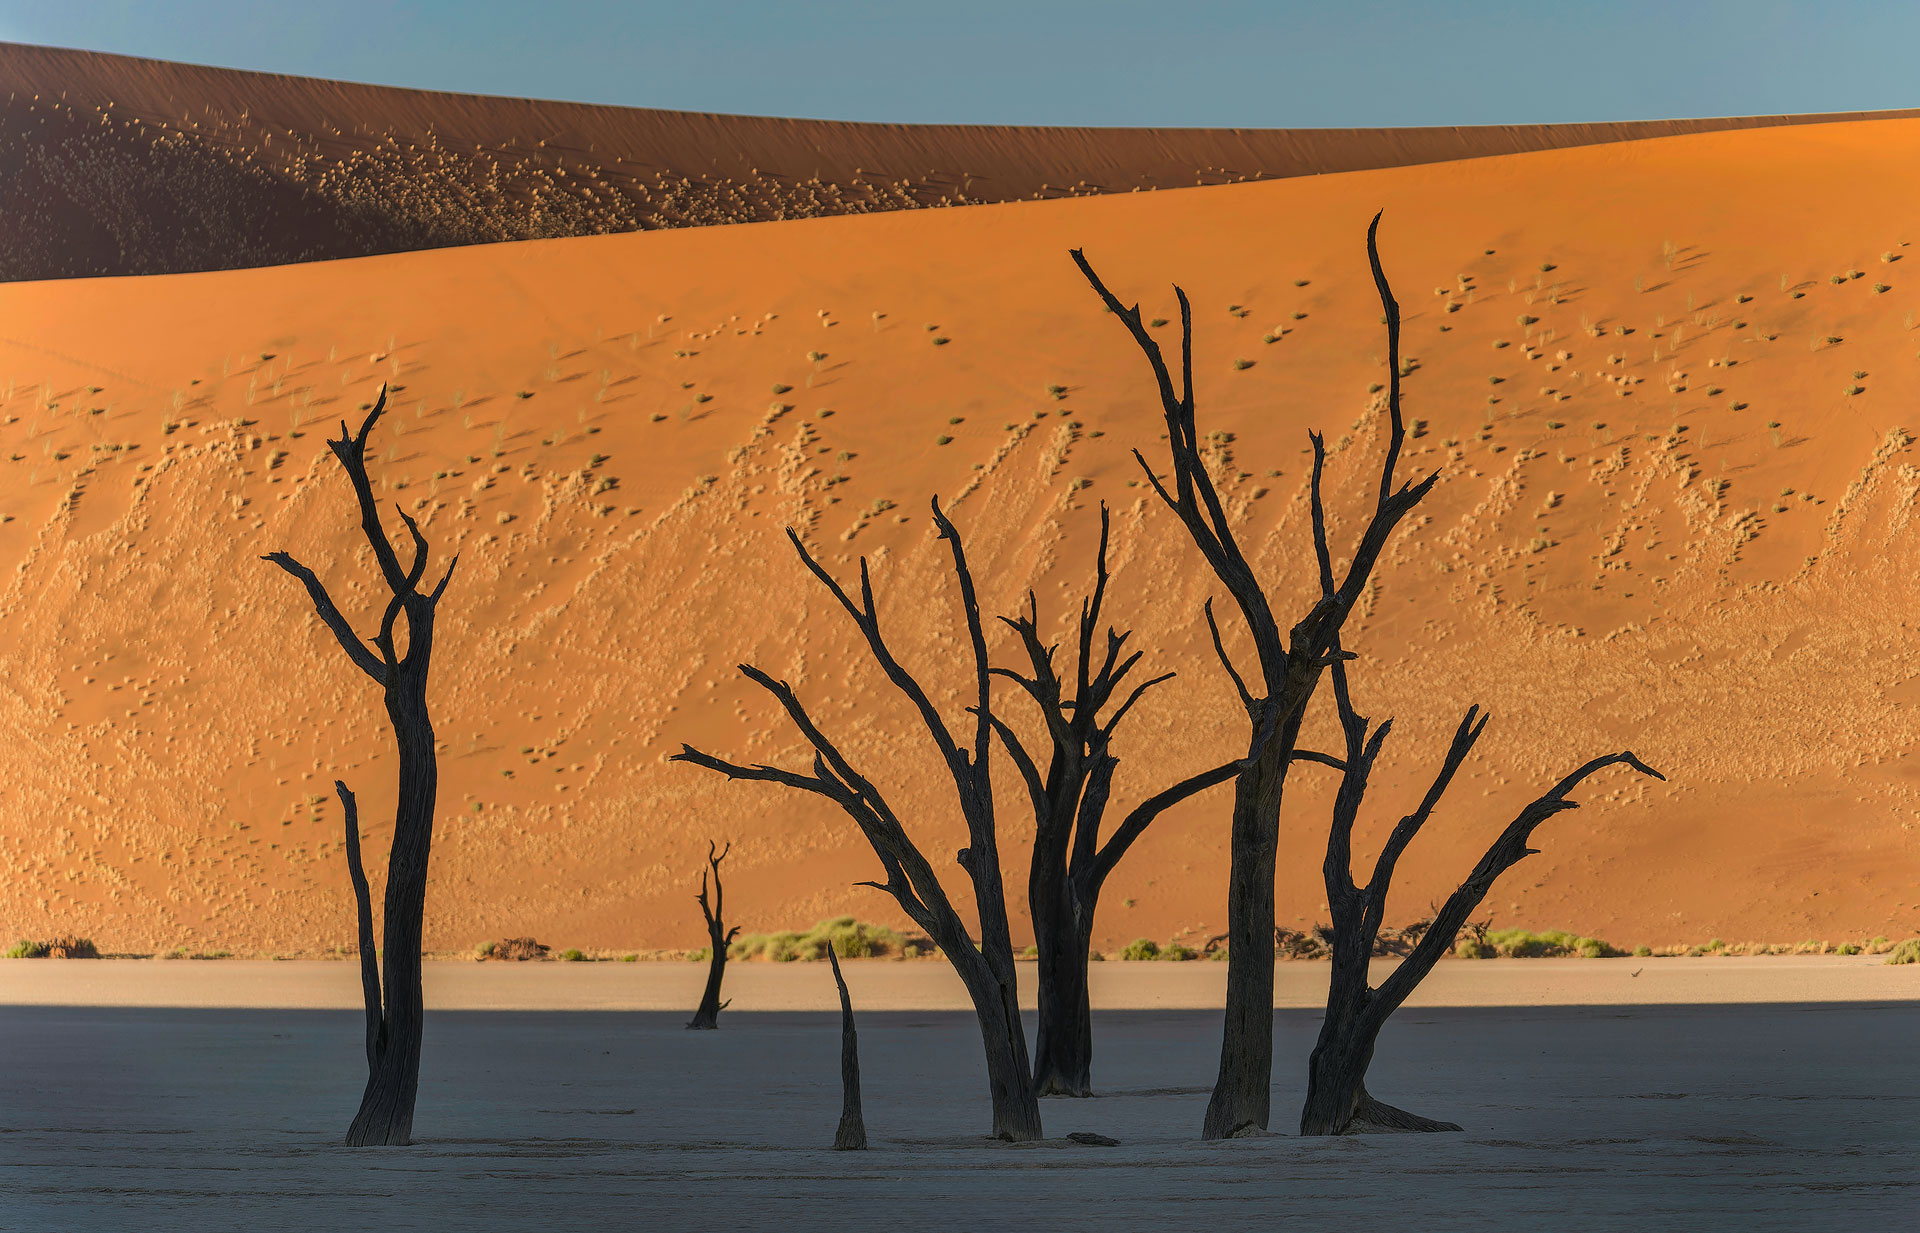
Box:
1484;928;1624;958
728;917;911;962
474;940;497;959
1121;938;1160;961
1158;943;1197;962
557;948;586;962
1834;942;1861;956
1633;945;1653;957
1884;939;1920;965
6;937;98;959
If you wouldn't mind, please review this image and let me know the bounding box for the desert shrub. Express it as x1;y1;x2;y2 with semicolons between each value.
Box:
1834;942;1861;956
1884;939;1920;965
482;937;549;961
728;917;912;962
620;953;640;963
557;948;586;962
1484;928;1624;958
1159;943;1197;962
6;937;98;959
1121;938;1160;961
474;940;496;959
1633;945;1653;957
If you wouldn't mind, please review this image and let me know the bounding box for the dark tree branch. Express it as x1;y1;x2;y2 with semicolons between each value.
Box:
335;780;382;1071
262;553;388;683
1204;598;1256;714
1366;751;1664;1031
1086;759;1243;892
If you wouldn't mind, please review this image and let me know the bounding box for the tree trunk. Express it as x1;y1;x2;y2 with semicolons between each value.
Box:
956;953;1043;1141
687;946;728;1030
1201;725;1294;1139
345;682;436;1147
1030;898;1094;1098
827;941;867;1150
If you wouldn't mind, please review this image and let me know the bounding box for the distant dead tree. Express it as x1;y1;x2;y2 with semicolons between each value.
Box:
1302;665;1661;1134
1071;216;1440;1139
990;503;1241;1097
687;840;740;1030
673;499;1043;1141
262;386;457;1147
826;939;867;1150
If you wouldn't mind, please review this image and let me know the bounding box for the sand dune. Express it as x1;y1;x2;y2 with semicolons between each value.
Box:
8;41;1920;279
3;109;1920;957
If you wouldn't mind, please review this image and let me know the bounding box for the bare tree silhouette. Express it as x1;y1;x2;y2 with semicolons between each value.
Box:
1071;215;1437;1138
991;504;1241;1096
262;386;457;1146
687;840;740;1030
673;500;1042;1141
1301;662;1662;1133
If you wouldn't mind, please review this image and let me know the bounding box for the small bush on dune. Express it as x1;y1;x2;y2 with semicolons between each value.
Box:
728;917;917;962
1460;928;1624;959
557;948;586;962
1885;939;1920;965
480;937;549;961
1120;938;1160;961
1158;943;1197;962
6;936;98;959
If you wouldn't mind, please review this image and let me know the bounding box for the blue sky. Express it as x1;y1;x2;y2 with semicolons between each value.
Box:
2;1;1915;127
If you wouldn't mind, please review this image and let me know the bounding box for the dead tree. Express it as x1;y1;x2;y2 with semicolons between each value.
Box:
686;840;740;1030
827;939;867;1150
990;503;1241;1097
262;386;457;1147
672;499;1043;1141
1071;214;1438;1138
1301;660;1662;1134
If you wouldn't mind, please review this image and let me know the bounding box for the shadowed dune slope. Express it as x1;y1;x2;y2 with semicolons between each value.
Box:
4;117;1920;956
8;41;1920;280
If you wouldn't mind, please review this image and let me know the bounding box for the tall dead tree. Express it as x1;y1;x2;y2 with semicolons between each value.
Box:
1071;214;1438;1138
673;499;1043;1141
991;503;1241;1097
686;840;739;1030
262;386;458;1147
1302;659;1661;1134
826;939;867;1150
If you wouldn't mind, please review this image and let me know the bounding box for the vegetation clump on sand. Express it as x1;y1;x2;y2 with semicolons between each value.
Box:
727;917;927;962
477;937;550;961
1884;939;1920;964
1455;928;1625;959
1116;939;1204;961
4;936;98;959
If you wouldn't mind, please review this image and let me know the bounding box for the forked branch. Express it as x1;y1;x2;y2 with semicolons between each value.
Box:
334;780;382;1070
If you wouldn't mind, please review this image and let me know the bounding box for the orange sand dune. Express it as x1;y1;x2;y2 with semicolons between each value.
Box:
8;41;1920;280
3;115;1920;957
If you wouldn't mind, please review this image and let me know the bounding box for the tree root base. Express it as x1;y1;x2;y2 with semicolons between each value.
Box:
1343;1095;1462;1134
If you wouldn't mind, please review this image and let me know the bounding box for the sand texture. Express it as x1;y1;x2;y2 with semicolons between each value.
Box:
4;109;1920;958
8;41;1920;279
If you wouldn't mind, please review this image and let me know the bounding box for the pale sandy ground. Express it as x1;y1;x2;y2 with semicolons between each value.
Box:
2;961;1917;1231
3;955;1918;1011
